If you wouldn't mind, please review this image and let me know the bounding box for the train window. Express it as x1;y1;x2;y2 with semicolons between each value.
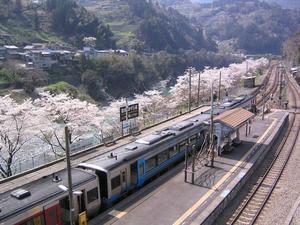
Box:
157;150;169;164
190;135;197;143
87;188;99;204
179;140;187;151
169;146;178;158
139;163;144;176
111;175;121;190
60;197;70;210
145;157;157;172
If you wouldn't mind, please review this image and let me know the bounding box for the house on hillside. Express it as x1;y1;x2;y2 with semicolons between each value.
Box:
25;49;75;68
4;45;19;59
0;47;6;60
81;47;129;59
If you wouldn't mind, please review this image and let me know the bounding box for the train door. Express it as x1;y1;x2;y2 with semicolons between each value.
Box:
76;190;86;214
137;159;145;187
121;168;127;193
44;204;61;225
130;162;138;185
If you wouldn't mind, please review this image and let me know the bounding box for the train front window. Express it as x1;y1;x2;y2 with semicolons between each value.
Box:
111;175;121;190
87;188;99;204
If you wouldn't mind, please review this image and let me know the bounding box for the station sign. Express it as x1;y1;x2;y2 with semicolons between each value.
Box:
120;103;139;122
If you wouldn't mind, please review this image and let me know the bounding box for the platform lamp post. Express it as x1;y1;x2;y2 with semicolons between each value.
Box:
65;126;75;225
261;85;266;120
278;65;284;108
209;82;215;168
197;71;201;107
188;68;192;113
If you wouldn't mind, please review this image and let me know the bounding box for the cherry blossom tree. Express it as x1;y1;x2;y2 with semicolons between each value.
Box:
0;115;29;178
0;58;269;177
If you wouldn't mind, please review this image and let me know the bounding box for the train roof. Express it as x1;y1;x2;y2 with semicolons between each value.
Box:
0;168;97;222
203;95;254;115
79;113;210;173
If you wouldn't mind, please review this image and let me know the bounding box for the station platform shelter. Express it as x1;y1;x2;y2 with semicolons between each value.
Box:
213;108;255;155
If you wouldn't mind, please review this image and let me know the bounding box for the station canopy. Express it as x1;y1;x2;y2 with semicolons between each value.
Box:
214;108;254;130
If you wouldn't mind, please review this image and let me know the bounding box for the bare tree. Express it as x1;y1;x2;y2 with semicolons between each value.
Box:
39;115;80;157
0;116;28;178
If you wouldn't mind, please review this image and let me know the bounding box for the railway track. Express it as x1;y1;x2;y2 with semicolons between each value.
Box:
255;64;279;106
226;68;300;225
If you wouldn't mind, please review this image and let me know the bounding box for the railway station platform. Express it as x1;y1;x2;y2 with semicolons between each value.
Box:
89;110;289;225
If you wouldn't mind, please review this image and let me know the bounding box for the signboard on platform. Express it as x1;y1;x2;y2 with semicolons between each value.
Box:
120;103;139;121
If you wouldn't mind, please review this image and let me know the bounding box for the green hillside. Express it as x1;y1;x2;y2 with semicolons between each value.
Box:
158;0;300;54
78;0;216;52
0;0;115;48
283;29;300;66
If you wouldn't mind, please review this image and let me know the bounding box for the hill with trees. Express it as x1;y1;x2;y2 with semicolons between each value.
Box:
77;0;216;52
283;29;300;66
0;0;115;48
158;0;300;54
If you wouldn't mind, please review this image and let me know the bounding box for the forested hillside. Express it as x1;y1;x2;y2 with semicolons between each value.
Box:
159;0;300;54
0;0;115;48
78;0;216;52
283;30;300;66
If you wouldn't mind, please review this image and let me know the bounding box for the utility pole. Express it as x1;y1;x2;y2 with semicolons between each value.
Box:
65;126;75;225
126;98;130;133
218;71;221;104
188;68;192;113
262;85;266;120
279;66;283;108
197;72;201;106
209;82;215;167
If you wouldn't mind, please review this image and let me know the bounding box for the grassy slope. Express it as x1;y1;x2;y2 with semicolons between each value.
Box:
81;0;137;48
0;0;67;46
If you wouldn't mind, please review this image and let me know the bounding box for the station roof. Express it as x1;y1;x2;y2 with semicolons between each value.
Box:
214;107;254;129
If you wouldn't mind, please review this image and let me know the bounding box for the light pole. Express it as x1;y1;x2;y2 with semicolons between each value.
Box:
65;126;75;225
278;65;284;108
261;85;266;120
218;71;221;104
197;71;201;106
188;68;192;113
209;82;215;168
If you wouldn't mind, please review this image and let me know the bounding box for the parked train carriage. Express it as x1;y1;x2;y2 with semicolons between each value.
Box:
79;115;210;206
204;95;256;116
0;168;100;225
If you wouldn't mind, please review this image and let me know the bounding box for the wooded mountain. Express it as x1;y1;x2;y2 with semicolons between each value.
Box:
165;0;300;9
159;0;300;54
283;30;300;66
0;0;115;49
77;0;216;52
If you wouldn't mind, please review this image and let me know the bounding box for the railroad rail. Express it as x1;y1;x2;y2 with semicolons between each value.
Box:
227;67;300;225
255;64;279;106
